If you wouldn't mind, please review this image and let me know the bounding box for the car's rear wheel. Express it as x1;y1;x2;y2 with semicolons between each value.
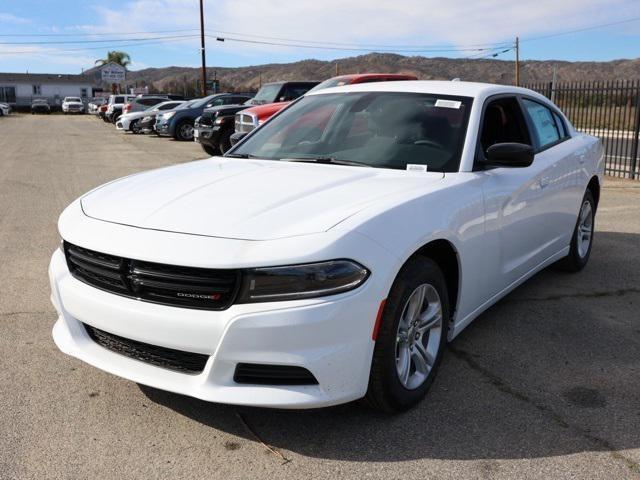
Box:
175;120;194;141
365;257;449;413
555;189;596;272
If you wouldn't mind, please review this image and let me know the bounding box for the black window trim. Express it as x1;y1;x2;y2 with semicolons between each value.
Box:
519;95;571;154
474;93;533;169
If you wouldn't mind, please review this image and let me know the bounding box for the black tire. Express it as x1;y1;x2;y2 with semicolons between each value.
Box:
555;189;596;272
130;119;141;134
218;129;234;154
201;144;220;156
174;120;194;141
365;256;449;413
112;114;121;124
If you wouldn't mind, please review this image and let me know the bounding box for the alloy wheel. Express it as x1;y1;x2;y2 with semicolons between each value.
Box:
577;200;593;258
395;283;443;390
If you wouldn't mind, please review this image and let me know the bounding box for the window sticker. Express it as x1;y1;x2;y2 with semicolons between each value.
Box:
406;164;428;172
435;99;462;109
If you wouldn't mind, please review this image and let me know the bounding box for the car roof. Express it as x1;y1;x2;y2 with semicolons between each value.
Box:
307;80;545;101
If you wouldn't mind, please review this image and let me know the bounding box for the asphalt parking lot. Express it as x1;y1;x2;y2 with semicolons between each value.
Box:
1;113;639;480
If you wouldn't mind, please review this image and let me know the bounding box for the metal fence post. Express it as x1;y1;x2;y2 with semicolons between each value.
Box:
631;86;640;180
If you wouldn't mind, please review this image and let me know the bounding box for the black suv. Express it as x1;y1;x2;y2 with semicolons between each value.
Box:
194;81;318;155
156;93;252;141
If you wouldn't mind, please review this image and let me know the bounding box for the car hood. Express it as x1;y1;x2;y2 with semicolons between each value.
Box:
80;157;443;241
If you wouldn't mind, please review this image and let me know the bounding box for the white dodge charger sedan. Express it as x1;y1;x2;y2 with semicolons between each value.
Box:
49;81;603;412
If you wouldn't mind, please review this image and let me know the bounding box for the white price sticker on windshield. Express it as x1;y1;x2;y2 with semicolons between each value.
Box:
435;99;461;109
406;164;428;172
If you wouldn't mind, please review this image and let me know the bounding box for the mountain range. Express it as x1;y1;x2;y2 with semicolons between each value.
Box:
110;53;640;92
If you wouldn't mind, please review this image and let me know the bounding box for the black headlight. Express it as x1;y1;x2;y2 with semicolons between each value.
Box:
236;260;369;303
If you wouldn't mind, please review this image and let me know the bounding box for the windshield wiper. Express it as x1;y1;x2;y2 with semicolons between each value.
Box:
283;157;372;168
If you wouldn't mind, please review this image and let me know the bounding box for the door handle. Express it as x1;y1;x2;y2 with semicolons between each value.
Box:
539;176;550;188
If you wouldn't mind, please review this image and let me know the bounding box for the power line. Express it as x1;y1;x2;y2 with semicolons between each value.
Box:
520;15;640;43
207;29;511;49
0;34;200;45
0;28;200;37
210;35;509;53
0;38;198;55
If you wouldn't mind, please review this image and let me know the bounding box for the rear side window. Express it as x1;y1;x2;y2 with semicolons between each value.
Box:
522;99;564;149
140;98;163;106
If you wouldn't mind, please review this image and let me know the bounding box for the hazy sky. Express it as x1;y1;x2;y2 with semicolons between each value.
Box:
0;0;638;74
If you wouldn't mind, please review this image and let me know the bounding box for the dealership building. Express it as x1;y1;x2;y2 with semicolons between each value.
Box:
0;63;127;109
0;72;95;108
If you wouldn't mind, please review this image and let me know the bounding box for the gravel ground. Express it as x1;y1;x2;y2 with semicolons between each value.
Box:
1;113;639;480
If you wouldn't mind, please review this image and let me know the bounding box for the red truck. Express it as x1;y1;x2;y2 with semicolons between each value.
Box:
231;73;418;144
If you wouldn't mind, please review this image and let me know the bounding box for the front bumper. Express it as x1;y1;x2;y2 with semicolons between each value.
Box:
155;121;172;136
115;118;131;130
193;124;222;146
49;219;391;408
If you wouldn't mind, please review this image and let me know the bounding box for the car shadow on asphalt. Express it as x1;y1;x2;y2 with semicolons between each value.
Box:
139;231;640;461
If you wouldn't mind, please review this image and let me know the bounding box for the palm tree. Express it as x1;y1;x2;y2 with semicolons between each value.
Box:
95;51;131;68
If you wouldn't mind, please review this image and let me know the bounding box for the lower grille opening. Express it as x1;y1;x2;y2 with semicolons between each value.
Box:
83;323;208;374
234;363;318;386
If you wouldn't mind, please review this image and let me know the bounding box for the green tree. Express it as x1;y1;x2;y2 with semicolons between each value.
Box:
95;51;131;68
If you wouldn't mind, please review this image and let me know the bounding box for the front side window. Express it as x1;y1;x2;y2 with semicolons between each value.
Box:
522;99;563;149
232;92;473;172
479;96;531;156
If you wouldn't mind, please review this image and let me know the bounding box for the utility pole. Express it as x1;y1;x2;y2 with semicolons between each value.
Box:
335;61;339;76
515;36;520;87
199;0;207;97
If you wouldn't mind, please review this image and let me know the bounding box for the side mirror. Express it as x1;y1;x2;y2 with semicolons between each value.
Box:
485;143;534;168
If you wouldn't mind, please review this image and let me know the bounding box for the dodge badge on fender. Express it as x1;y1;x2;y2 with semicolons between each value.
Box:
49;81;603;412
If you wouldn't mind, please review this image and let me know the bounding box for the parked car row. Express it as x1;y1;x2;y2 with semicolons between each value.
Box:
196;74;417;155
93;74;418;158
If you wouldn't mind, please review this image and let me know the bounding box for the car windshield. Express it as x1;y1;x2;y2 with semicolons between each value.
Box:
231;92;473;172
66;97;81;102
249;84;281;105
177;100;196;109
307;77;351;93
190;95;219;108
33;99;47;104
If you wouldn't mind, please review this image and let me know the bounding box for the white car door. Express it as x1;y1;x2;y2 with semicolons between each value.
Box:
520;97;584;257
475;95;563;297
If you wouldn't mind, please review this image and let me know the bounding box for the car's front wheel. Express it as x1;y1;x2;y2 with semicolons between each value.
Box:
366;256;449;412
201;144;219;156
175;120;194;141
555;189;596;272
130;120;141;134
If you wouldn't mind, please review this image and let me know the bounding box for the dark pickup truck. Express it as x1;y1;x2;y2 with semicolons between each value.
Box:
194;81;318;155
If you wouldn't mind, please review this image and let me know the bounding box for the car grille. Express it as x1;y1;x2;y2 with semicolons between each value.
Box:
198;111;215;127
64;241;240;310
234;363;318;385
83;323;209;374
235;113;257;134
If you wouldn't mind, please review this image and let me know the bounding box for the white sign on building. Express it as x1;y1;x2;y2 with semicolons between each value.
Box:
100;63;126;83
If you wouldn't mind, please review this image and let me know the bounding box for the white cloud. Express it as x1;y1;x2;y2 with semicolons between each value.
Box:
0;12;32;24
76;0;640;50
